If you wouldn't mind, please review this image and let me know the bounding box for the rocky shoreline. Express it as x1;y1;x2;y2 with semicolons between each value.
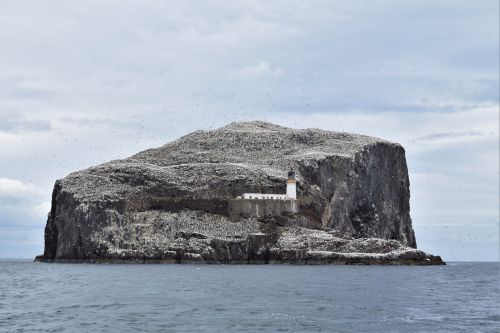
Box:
35;257;444;265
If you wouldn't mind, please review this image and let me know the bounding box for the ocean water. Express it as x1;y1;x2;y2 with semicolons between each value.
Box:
0;261;498;332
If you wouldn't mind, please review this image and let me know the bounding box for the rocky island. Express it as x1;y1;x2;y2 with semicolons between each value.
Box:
35;121;444;265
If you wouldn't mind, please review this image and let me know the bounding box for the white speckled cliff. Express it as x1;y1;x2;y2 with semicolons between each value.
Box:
37;121;443;265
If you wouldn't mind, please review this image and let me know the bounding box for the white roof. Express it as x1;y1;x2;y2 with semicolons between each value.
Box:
242;193;289;200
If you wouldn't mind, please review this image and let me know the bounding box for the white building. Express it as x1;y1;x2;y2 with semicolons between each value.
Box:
241;193;288;200
241;170;297;200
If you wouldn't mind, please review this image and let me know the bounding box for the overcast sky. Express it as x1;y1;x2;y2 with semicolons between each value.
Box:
0;0;498;261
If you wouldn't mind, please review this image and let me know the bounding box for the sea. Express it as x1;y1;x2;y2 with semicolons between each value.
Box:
0;261;498;332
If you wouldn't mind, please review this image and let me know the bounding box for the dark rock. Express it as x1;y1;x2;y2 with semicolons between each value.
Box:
35;121;443;265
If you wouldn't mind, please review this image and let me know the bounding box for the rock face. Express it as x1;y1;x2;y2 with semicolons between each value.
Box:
36;121;443;265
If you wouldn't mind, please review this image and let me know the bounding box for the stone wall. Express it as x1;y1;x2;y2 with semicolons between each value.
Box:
229;198;297;220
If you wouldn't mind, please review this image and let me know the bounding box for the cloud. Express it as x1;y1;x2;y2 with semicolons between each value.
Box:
0;178;43;200
230;61;284;80
0;178;50;227
0;117;52;134
417;131;484;142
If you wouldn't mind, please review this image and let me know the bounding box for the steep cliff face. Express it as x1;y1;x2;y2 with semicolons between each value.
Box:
38;121;441;264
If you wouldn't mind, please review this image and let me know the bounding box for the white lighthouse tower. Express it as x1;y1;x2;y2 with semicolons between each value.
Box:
286;169;297;200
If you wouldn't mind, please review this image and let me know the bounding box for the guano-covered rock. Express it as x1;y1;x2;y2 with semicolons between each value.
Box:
36;121;444;265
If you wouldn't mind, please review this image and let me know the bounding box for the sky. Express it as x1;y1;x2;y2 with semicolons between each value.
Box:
0;0;498;261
